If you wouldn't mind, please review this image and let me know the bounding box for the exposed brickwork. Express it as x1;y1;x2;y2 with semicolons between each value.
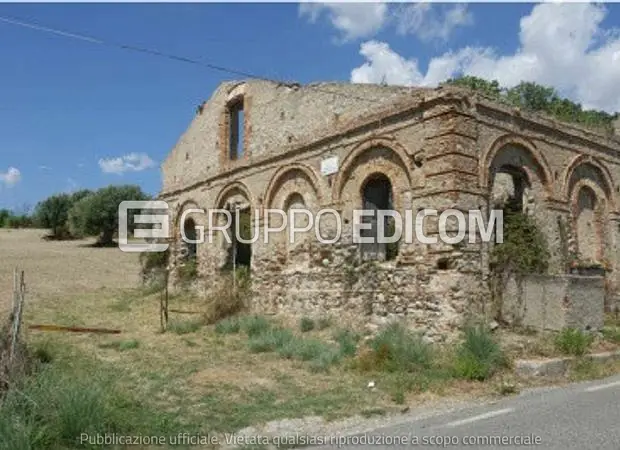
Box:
160;80;620;337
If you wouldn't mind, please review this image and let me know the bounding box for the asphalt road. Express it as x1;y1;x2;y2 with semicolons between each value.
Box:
311;374;620;450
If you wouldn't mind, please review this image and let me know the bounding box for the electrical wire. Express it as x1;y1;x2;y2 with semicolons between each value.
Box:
0;13;385;103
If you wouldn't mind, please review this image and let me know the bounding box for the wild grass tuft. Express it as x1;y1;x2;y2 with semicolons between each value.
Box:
357;322;432;373
99;339;140;352
554;327;594;356
299;317;315;333
454;324;507;381
215;316;242;335
248;327;295;353
601;326;620;344
0;354;181;450
241;315;271;337
333;329;361;357
167;318;204;335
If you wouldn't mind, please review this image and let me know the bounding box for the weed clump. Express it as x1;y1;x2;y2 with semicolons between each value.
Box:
299;317;315;333
357;323;432;373
454;325;507;381
215;316;242;335
555;328;594;356
167;318;204;335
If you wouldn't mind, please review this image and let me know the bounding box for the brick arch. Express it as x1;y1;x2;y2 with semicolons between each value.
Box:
214;180;254;209
481;134;553;197
562;155;616;211
262;164;325;210
332;138;412;204
173;199;201;228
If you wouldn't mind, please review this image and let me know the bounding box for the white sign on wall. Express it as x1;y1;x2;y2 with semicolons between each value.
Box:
320;156;339;176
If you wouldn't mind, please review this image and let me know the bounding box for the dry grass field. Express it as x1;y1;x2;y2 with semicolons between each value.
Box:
1;229;620;450
0;228;140;312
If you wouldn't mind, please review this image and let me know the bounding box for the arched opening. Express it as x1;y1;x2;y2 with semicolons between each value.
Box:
224;206;252;270
360;174;397;261
575;186;603;262
182;217;198;260
490;165;531;214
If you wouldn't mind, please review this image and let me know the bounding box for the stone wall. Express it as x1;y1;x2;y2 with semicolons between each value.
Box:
501;274;605;331
159;80;620;337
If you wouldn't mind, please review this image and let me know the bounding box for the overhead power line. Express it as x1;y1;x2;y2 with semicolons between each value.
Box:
0;14;382;103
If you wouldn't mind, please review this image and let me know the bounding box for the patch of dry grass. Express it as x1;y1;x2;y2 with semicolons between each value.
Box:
0;229;140;313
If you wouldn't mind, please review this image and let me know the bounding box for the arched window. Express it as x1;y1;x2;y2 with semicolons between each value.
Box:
227;98;245;160
360;174;397;261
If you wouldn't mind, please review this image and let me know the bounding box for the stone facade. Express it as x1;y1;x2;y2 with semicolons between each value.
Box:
159;80;620;340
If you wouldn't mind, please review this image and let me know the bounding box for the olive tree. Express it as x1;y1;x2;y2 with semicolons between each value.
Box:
68;184;150;246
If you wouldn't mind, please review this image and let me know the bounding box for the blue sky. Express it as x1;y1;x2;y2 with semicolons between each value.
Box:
1;3;619;211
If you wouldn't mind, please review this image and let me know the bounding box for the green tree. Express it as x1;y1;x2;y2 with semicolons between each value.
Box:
443;76;502;99
0;209;10;227
444;76;617;132
68;185;150;246
34;194;72;237
34;190;93;239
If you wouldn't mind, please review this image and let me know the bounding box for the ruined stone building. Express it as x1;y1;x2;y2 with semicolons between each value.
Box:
159;80;620;339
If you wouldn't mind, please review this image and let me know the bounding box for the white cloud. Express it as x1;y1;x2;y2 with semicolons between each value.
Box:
98;153;156;175
350;4;620;113
38;165;51;171
299;2;388;42
0;167;21;188
299;2;472;44
351;41;426;86
394;3;473;43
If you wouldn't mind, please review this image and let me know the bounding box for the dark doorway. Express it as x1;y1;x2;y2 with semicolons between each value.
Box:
360;174;397;261
183;217;197;260
225;207;252;270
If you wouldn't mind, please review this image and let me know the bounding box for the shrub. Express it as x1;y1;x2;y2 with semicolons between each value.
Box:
555;328;594;356
299;317;315;333
308;348;342;373
248;328;294;353
601;326;620;344
359;322;432;373
240;315;271;337
333;329;360;357
215;317;242;335
454;325;507;381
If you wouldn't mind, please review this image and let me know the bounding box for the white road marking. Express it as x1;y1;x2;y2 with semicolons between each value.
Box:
584;380;620;392
442;408;514;428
